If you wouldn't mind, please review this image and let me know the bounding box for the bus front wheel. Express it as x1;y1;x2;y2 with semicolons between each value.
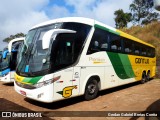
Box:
84;78;99;100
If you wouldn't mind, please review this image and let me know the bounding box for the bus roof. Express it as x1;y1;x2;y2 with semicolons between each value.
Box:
31;17;155;48
31;17;95;29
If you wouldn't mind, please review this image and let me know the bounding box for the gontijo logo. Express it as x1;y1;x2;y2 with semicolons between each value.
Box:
57;85;77;98
135;58;149;64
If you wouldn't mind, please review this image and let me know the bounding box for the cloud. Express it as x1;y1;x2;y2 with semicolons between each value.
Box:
63;0;132;26
0;0;50;50
65;0;97;11
0;0;133;50
47;4;71;18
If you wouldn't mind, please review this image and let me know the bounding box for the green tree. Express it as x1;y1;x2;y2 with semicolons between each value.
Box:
130;0;159;25
114;9;132;29
3;33;26;43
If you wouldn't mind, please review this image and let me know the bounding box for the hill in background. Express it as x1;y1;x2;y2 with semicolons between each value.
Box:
121;21;160;78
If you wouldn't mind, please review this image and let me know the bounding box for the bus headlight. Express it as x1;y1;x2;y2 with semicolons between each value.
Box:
33;76;61;88
33;82;45;88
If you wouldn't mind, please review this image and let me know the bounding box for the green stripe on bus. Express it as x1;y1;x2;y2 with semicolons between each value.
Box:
107;52;129;79
94;24;120;35
22;77;32;83
107;52;135;79
22;76;42;84
118;54;135;78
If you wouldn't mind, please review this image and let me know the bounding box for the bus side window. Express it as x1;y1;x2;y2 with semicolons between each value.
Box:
151;48;155;57
87;28;109;54
93;41;100;50
141;47;147;56
109;34;122;53
124;40;133;54
134;43;141;55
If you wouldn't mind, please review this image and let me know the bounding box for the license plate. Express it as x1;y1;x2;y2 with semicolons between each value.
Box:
20;90;26;96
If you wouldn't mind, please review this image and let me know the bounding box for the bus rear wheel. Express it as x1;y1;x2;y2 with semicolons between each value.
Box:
146;72;150;81
141;72;147;84
84;78;99;100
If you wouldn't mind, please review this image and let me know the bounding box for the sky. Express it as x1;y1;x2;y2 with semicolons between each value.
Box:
0;0;133;50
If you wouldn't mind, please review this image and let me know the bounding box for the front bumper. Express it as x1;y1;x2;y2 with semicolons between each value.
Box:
14;81;54;103
0;71;14;83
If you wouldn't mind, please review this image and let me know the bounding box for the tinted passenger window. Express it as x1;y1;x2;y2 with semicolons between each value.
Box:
150;48;155;57
110;34;122;52
141;47;147;56
87;28;109;54
51;23;91;72
134;43;141;55
53;34;75;66
124;40;133;54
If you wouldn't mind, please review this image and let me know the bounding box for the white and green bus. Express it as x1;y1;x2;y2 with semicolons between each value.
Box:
14;17;156;103
0;38;24;83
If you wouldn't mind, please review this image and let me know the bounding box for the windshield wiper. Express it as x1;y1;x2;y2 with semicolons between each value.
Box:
18;43;34;73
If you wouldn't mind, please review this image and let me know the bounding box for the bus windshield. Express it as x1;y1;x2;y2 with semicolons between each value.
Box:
17;22;91;77
0;41;23;72
0;53;11;71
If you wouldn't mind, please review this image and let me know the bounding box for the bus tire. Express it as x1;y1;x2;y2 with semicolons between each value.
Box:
84;78;99;100
146;72;150;81
141;72;147;84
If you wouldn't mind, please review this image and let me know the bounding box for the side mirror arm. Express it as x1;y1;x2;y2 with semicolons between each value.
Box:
42;29;76;49
8;37;25;52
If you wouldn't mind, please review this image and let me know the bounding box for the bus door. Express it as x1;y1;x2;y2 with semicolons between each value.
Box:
53;35;79;99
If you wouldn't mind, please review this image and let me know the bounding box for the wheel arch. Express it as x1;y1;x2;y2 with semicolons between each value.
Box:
147;70;150;74
142;70;147;77
81;74;101;95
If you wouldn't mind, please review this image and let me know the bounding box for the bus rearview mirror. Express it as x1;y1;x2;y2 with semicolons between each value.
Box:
2;50;8;59
42;29;76;49
8;37;25;53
